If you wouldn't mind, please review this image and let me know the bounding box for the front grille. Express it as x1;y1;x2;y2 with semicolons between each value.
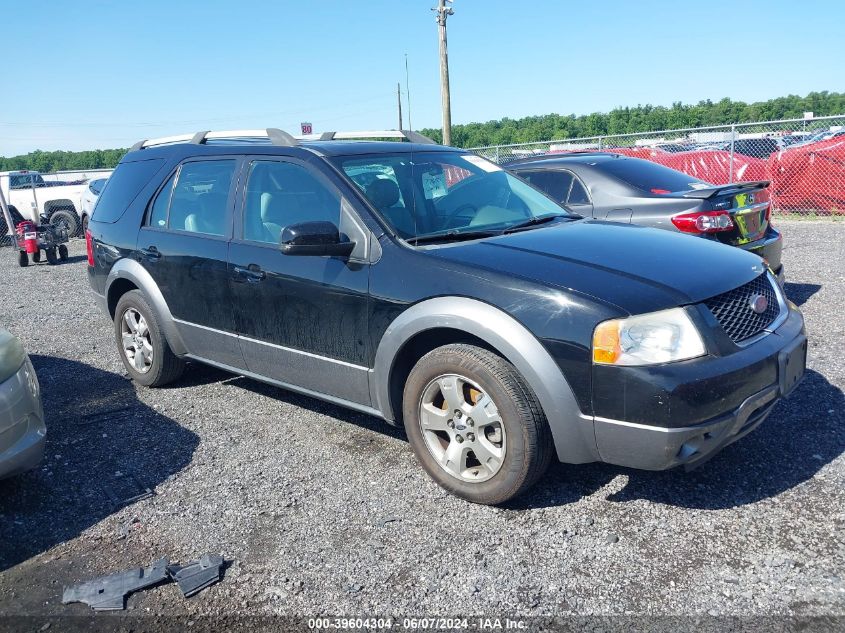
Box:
704;274;781;343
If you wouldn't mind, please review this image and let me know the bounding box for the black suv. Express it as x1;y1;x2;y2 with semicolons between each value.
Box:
87;129;807;505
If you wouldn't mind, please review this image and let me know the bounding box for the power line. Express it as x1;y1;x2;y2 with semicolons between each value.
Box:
0;93;396;129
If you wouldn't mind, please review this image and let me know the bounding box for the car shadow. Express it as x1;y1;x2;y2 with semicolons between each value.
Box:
59;254;88;265
507;369;844;511
0;355;199;572
784;282;822;307
224;374;407;441
156;361;405;442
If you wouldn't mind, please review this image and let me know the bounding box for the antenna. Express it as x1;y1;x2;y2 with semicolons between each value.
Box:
405;53;413;132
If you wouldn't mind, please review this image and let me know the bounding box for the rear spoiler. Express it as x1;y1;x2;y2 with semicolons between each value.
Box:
681;180;770;199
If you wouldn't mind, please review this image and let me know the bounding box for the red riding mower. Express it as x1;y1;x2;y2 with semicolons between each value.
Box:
1;190;69;267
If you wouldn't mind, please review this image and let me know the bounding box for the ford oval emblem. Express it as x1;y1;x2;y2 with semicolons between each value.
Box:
749;294;768;314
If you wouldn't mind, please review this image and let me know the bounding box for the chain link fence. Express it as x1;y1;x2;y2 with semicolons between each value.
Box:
0;168;112;246
470;114;845;216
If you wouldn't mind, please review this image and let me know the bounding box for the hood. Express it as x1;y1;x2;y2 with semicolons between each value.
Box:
428;220;767;314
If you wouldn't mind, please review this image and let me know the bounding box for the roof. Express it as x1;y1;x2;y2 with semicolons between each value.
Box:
123;128;463;161
505;152;626;168
124;140;463;163
302;140;462;157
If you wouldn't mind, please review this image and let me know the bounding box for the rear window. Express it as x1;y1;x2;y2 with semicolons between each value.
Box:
92;159;165;223
600;158;709;194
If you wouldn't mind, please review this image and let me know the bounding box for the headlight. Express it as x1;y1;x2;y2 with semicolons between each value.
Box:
593;307;706;366
0;329;27;383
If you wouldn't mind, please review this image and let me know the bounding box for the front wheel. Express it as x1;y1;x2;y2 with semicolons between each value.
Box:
17;251;28;267
114;290;185;387
403;344;552;505
45;247;58;264
58;244;68;261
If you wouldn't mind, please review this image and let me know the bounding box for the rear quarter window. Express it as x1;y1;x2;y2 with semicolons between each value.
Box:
92;158;165;223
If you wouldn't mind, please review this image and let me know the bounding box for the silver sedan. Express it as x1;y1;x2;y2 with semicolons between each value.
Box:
0;329;45;478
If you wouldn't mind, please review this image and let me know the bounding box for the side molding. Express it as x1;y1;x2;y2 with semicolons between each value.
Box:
105;258;189;356
372;297;599;464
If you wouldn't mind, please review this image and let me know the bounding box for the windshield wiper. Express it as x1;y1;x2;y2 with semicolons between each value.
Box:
502;213;578;234
408;229;499;245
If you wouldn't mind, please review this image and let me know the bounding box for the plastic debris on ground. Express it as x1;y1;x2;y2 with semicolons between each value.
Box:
62;554;225;611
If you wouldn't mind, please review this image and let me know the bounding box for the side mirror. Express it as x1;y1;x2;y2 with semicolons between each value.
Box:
279;221;355;257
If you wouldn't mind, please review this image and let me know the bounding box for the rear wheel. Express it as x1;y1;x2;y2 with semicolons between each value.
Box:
81;214;89;234
45;247;58;264
58;244;68;261
114;290;185;387
32;250;42;263
17;251;28;267
403;344;553;505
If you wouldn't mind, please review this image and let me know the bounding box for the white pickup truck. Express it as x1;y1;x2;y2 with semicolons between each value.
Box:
0;170;85;237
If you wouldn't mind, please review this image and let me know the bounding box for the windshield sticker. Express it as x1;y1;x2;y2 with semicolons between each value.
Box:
422;170;448;199
463;155;502;173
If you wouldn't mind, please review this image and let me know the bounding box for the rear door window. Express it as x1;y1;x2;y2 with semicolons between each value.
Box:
93;159;166;223
518;170;574;203
147;160;236;237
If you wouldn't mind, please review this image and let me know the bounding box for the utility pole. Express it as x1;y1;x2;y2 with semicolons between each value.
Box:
397;82;403;131
433;0;454;145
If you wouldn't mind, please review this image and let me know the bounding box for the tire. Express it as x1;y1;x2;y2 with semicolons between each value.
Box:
45;247;58;265
402;344;553;505
81;214;89;234
49;209;78;238
58;244;68;261
114;290;185;387
17;251;28;267
32;250;42;263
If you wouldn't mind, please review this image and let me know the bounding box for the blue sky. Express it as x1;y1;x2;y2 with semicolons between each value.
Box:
2;0;842;155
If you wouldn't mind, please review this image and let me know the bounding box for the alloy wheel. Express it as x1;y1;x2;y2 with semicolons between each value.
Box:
418;373;506;483
120;308;154;373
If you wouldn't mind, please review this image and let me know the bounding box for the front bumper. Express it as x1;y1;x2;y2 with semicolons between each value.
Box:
0;358;46;479
592;304;805;470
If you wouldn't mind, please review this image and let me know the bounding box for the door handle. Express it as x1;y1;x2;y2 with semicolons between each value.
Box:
140;246;161;261
233;264;266;283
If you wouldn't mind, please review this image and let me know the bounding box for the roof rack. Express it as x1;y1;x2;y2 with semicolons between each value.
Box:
304;130;437;144
130;128;298;151
130;128;437;152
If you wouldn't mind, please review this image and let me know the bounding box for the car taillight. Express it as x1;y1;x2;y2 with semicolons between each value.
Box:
671;210;734;234
672;211;734;233
85;229;95;266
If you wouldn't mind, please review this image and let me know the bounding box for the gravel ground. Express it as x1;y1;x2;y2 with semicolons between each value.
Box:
0;221;843;629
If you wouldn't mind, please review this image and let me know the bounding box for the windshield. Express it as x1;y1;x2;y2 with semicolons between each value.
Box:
332;151;572;242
